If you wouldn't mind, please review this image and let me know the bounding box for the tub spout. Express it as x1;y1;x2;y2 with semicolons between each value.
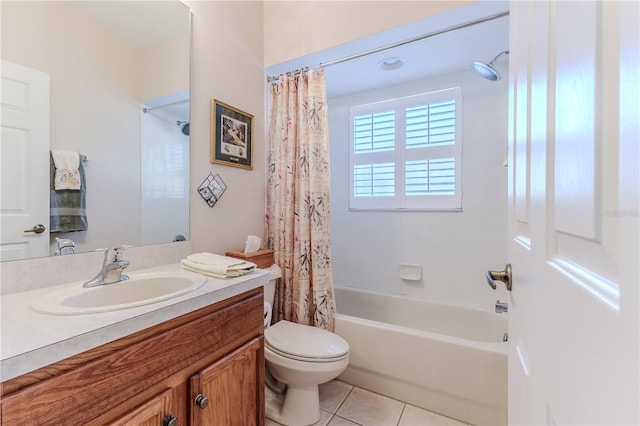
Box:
495;300;508;314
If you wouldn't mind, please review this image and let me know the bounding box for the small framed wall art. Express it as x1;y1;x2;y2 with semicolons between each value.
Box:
211;99;253;169
197;172;227;207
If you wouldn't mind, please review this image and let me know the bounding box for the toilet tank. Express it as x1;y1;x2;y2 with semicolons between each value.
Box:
263;264;282;306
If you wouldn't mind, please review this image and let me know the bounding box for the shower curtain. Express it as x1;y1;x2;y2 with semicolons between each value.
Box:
266;69;336;331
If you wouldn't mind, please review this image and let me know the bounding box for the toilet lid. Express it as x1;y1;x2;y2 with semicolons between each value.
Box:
265;320;349;360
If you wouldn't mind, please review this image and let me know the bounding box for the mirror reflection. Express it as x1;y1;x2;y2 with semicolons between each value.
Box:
0;1;191;262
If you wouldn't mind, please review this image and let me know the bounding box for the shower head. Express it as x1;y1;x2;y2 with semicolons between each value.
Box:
177;121;190;136
471;61;501;81
471;50;509;81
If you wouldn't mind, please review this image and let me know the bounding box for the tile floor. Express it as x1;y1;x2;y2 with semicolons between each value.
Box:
265;380;472;426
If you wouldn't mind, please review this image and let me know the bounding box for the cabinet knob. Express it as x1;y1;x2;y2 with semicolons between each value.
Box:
194;393;209;409
161;415;178;426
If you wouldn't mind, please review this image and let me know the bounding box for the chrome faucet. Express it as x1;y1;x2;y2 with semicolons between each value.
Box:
55;238;76;256
83;246;130;288
495;300;508;314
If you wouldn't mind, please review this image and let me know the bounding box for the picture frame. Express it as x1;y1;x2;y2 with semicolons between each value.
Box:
211;99;253;169
197;173;227;207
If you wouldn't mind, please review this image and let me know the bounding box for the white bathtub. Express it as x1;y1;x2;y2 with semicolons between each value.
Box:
334;286;507;426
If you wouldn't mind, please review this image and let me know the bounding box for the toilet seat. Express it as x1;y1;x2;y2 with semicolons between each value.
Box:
265;320;349;362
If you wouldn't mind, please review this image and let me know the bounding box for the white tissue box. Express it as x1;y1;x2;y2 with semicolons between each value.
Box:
225;248;274;269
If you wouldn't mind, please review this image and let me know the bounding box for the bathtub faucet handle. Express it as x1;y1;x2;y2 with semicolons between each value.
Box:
486;263;512;291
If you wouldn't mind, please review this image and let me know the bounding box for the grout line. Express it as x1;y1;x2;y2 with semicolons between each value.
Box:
326;413;334;426
334;381;356;415
397;403;407;426
334;414;365;426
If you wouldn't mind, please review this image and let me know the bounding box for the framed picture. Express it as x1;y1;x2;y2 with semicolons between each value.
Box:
211;99;253;169
197;173;227;207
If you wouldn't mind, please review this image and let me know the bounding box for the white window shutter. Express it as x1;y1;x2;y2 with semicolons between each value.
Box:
349;87;462;211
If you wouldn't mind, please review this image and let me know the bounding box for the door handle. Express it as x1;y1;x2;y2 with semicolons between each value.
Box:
24;224;46;234
486;263;512;291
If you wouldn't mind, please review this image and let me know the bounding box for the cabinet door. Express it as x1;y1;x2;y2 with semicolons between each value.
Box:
111;388;179;426
190;338;264;426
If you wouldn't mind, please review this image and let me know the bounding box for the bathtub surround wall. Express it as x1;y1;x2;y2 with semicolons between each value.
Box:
329;67;509;308
140;109;190;246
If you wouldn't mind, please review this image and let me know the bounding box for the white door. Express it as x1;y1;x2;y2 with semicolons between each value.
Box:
507;1;639;425
1;60;50;261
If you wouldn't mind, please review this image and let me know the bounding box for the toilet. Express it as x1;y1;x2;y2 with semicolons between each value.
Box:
263;265;349;426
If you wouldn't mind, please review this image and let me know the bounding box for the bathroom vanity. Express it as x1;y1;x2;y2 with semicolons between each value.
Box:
0;267;268;425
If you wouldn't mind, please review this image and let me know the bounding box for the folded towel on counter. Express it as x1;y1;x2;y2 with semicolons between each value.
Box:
51;150;81;190
50;154;88;233
180;252;256;279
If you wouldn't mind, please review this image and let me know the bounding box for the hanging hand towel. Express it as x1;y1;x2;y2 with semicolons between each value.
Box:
50;154;88;233
51;150;81;190
180;252;256;279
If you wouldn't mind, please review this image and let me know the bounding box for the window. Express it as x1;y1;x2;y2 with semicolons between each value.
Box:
349;87;462;211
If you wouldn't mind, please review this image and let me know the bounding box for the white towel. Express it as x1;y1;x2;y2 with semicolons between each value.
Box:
180;252;256;279
51;150;81;190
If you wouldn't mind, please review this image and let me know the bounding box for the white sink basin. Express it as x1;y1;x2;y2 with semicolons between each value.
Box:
31;271;207;315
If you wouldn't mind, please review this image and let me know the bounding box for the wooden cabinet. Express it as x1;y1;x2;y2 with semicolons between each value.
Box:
112;388;180;426
0;288;264;426
191;338;263;425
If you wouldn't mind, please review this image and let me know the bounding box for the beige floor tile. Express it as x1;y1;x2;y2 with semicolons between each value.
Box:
337;387;404;426
266;409;333;426
320;380;354;413
314;410;335;426
328;415;362;426
399;404;467;426
265;418;282;426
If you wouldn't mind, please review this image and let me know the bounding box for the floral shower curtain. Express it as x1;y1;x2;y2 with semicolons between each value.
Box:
265;69;335;331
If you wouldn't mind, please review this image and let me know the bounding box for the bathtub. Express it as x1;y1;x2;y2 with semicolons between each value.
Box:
334;286;507;426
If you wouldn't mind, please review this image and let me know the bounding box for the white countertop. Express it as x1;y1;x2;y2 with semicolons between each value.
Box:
0;263;269;382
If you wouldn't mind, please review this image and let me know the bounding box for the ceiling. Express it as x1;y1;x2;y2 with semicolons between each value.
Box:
69;1;189;50
266;2;510;98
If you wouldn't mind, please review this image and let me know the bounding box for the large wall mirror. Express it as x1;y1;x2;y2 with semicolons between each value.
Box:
1;1;191;262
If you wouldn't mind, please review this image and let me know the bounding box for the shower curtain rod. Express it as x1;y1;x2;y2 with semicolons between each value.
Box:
142;99;189;114
266;10;510;83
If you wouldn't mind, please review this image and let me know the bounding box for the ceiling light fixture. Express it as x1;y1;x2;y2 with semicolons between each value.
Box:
378;57;406;71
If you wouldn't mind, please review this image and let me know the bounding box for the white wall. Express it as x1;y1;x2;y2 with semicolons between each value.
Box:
139;31;191;101
185;1;266;255
329;66;510;307
263;0;473;67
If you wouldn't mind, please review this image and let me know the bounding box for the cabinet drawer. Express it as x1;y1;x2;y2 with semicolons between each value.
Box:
1;291;263;425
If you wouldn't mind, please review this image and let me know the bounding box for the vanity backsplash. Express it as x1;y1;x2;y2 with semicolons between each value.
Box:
0;241;191;295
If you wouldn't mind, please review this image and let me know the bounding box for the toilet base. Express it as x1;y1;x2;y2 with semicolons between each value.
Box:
265;383;321;426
